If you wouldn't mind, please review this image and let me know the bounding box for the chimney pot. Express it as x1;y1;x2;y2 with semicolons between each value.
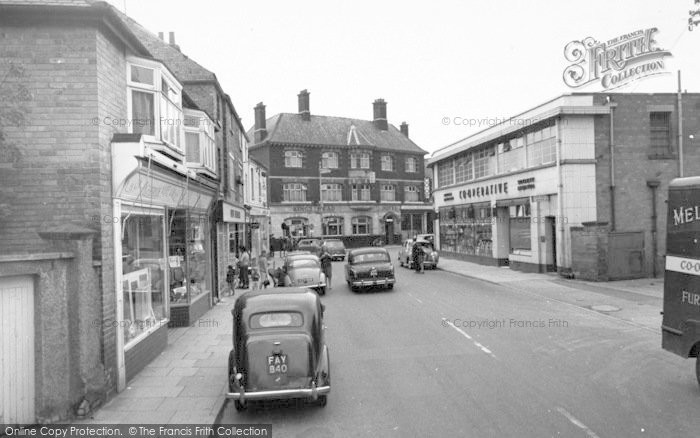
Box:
168;32;176;45
158;32;164;40
373;98;388;130
298;89;310;121
400;121;409;138
254;102;267;144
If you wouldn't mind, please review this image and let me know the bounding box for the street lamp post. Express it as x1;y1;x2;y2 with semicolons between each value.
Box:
319;160;331;237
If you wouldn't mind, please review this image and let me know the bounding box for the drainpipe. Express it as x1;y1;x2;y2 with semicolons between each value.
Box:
647;180;660;277
678;70;684;177
556;117;564;271
607;97;618;231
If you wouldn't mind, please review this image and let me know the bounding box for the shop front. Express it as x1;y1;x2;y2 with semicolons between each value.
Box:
219;201;246;294
112;140;216;388
400;204;435;241
434;167;563;272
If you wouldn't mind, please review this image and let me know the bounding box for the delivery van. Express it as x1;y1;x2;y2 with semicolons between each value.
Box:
662;177;700;386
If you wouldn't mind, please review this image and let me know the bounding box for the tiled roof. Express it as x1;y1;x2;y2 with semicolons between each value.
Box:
248;113;427;154
111;9;216;83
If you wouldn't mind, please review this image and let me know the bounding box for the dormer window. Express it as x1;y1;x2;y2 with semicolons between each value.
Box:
126;57;184;155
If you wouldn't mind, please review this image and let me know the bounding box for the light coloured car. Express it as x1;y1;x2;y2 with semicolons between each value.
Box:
281;253;327;295
397;239;439;269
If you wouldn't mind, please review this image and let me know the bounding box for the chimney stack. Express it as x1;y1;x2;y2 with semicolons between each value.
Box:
168;32;180;51
158;32;164;40
400;121;409;138
373;98;388;130
254;102;267;144
298;89;310;121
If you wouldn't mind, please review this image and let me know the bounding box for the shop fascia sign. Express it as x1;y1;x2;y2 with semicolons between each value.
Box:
292;204;336;213
223;203;246;223
441;176;538;203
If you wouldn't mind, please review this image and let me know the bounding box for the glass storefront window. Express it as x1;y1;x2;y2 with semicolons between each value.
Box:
121;209;167;345
168;210;211;306
439;204;493;257
509;202;531;252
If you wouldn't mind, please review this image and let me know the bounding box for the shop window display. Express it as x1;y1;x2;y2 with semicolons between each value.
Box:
439;204;493;257
168;210;211;306
121;211;167;345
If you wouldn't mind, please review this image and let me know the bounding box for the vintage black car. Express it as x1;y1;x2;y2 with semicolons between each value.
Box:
322;239;347;261
344;247;395;292
227;288;330;411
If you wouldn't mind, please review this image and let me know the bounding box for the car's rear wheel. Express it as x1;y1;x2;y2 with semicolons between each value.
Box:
696;354;700;387
318;286;326;296
387;284;394;290
317;395;327;407
234;400;247;411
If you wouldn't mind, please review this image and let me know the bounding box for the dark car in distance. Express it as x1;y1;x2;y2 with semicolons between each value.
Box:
296;238;323;256
227;287;330;411
344;247;395;292
322;239;347;261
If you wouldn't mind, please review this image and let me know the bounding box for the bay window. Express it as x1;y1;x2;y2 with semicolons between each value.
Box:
127;57;184;154
184;109;216;174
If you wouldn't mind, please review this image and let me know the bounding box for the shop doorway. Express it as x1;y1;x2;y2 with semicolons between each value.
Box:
545;216;557;271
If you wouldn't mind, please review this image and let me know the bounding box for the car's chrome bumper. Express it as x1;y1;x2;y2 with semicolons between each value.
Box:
350;278;395;287
226;385;330;401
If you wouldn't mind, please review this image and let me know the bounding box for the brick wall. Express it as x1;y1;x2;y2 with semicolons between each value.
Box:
0;23;101;253
592;93;700;276
263;143;425;204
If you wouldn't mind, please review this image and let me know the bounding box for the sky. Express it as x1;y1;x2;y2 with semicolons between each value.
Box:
106;0;700;156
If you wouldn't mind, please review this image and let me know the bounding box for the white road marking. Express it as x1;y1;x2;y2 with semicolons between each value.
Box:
414;297;423;304
442;318;497;359
556;407;601;438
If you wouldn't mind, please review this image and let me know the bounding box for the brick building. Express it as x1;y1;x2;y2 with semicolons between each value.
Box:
0;0;249;423
428;93;700;279
248;90;432;246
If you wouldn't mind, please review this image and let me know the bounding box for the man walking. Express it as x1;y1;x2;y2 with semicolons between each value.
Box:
239;246;250;289
319;245;333;290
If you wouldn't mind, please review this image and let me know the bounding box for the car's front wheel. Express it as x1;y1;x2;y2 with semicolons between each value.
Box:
696;354;700;387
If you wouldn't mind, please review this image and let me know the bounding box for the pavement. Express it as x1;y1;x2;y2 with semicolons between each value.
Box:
77;245;665;425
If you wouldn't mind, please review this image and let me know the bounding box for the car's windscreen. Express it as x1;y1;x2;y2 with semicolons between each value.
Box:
418;243;434;251
352;252;389;263
289;259;319;268
250;312;304;329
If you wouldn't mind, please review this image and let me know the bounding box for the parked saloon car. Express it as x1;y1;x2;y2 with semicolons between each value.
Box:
296;238;323;256
398;238;439;269
282;253;327;295
322;239;347;261
227;288;330;411
345;247;395;292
